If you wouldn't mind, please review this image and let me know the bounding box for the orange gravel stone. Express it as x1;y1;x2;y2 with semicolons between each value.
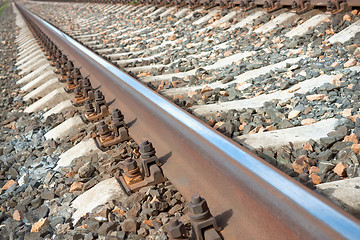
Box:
343;15;351;21
31;218;49;232
325;29;334;35
200;86;213;94
301;118;315;126
13;210;22;221
351;144;360;154
349;114;360;122
143;219;153;227
333;163;348;177
112;206;126;216
69;181;84;193
207;118;216;127
306;94;326;101
342;108;352;118
309;173;321;185
303;142;313;151
288;110;300;119
348;84;355;89
343;133;359;144
219;91;229;96
265;125;276;132
238;122;246;131
292;155;309;174
351;9;358;15
65;171;76;178
309;166;319;175
1;180;17;191
137;72;151;78
213;121;225;130
344;59;357;68
287;85;300;93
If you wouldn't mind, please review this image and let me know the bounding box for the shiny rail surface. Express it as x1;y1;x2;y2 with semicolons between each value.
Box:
16;2;360;239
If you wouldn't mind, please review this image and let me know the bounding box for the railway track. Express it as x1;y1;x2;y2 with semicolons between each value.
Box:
1;0;360;239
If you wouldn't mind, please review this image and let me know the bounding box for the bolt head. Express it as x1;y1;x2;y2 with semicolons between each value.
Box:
112;109;123;118
95;90;103;100
167;219;185;238
189;195;208;214
123;158;137;171
84;100;93;110
140;140;154;154
97;121;109;134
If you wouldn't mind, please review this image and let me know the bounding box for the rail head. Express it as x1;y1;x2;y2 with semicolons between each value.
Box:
16;3;360;239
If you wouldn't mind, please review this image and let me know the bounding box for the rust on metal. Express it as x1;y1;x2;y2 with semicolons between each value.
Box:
64;68;82;93
326;0;351;14
93;109;130;150
58;67;67;82
291;0;313;14
118;141;165;195
263;0;282;12
71;76;95;106
18;5;360;239
239;0;256;11
82;90;110;122
189;195;222;240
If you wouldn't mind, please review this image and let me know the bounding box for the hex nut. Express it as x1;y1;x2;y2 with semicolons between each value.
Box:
124;158;137;171
97;121;109;135
140;141;154;154
167;220;185;238
112;109;123;119
189;195;208;214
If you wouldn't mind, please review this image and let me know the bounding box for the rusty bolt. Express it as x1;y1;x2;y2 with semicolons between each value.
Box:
123;157;138;171
66;75;74;84
82;77;91;87
140;140;156;158
85;100;94;114
60;68;66;76
66;61;74;70
112;109;124;120
75;87;83;97
97;120;110;136
61;54;68;63
167;219;186;239
189;195;208;215
73;68;81;78
55;49;62;59
95;90;104;101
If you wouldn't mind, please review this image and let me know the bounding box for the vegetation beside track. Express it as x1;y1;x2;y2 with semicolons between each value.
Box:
0;0;9;18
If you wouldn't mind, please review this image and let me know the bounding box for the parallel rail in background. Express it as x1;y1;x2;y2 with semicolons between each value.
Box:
16;2;360;239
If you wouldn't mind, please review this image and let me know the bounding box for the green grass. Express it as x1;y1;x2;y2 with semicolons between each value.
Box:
0;0;9;18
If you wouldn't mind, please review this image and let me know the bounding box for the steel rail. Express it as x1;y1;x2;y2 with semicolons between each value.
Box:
16;3;360;239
